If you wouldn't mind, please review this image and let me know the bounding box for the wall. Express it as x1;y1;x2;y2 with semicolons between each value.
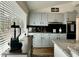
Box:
76;17;79;40
16;1;29;37
16;1;29;13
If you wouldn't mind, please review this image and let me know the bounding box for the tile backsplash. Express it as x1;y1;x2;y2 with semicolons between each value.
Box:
27;24;66;33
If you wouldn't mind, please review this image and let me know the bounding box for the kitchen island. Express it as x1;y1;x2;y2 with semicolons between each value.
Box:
52;39;79;57
68;41;79;57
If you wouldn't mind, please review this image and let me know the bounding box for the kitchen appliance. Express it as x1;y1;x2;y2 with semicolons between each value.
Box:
28;27;32;32
67;21;76;39
10;22;22;53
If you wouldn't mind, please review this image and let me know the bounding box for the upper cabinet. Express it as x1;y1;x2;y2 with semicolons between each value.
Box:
41;13;48;26
29;13;41;26
48;13;64;23
65;11;77;21
48;13;56;22
28;12;76;26
28;12;48;26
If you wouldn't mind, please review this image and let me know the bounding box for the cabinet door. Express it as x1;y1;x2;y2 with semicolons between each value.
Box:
41;13;48;26
50;34;57;40
67;12;76;21
55;13;64;22
33;34;41;47
35;13;41;26
29;13;36;25
48;13;56;22
59;34;66;40
48;13;64;22
41;34;50;47
58;13;64;22
29;13;41;26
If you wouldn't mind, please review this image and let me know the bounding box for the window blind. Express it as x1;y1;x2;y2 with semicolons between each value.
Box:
0;1;26;55
0;1;12;55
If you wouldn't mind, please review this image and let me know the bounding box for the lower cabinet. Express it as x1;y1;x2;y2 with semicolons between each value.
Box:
41;34;50;47
54;44;68;57
33;34;42;47
32;33;66;48
33;33;54;48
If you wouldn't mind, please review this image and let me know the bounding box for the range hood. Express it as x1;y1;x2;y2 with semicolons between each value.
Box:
48;22;63;24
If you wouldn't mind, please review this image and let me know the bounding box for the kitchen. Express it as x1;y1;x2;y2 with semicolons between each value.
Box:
0;1;79;57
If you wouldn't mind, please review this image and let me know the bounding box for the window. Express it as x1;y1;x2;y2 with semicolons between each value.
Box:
0;1;26;55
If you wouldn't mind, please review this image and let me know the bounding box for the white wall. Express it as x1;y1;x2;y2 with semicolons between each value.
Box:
16;1;29;38
16;1;29;13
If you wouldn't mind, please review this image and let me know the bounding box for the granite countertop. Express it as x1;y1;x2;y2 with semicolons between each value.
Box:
67;41;79;56
52;39;77;57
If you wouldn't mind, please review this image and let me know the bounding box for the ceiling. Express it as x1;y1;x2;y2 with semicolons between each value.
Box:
26;1;72;11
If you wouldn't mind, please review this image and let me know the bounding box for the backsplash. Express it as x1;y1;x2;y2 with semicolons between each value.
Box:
27;24;66;33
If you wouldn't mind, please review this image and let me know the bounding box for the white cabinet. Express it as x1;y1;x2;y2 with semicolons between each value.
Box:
59;34;66;40
48;13;56;22
29;13;35;25
56;13;64;22
35;13;41;26
29;13;48;26
41;34;50;47
29;13;41;26
32;33;66;48
65;12;76;21
33;33;41;47
54;44;68;57
33;33;50;47
41;13;48;26
48;13;64;23
50;34;57;40
33;33;54;48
